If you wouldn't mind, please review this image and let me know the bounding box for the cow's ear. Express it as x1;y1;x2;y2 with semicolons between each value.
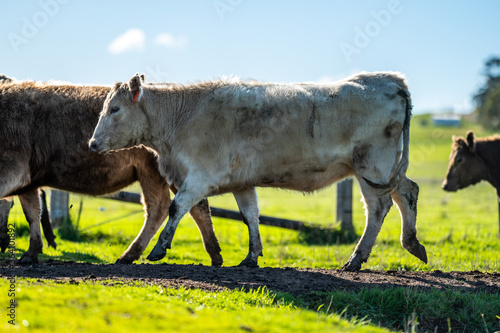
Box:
129;73;143;103
466;131;476;153
456;138;467;150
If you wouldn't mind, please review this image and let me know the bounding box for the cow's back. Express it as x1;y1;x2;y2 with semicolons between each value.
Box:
177;72;409;192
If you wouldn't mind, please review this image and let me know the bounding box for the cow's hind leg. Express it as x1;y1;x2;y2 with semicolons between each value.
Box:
39;190;57;249
233;188;262;268
0;198;14;252
342;179;393;271
391;177;427;263
18;189;43;264
187;197;223;266
116;180;172;264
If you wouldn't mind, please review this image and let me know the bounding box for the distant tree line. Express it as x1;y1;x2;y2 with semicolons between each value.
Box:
474;56;500;130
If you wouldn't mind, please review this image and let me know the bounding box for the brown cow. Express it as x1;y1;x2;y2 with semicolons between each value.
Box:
90;72;427;271
0;77;222;265
442;131;500;196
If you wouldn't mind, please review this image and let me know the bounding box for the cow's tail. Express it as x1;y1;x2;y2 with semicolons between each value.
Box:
398;87;412;177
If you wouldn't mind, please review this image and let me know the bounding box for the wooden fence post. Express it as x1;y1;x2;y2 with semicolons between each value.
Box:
337;179;355;236
50;190;69;228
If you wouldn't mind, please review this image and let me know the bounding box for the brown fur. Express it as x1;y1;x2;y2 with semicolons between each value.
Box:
0;79;222;265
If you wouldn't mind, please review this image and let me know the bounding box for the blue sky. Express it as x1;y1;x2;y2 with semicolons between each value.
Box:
1;0;499;114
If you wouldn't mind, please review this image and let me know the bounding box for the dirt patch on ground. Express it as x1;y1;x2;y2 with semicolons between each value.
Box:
1;260;499;296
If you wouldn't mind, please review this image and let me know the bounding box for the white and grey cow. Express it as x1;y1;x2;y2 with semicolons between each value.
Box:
90;72;427;271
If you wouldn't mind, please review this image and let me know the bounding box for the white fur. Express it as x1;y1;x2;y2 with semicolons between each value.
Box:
91;71;427;270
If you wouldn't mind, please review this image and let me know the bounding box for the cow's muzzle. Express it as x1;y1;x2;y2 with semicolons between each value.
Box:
441;181;457;192
88;138;106;153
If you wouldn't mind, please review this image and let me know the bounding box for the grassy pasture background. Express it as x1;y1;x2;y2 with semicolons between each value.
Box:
2;114;500;332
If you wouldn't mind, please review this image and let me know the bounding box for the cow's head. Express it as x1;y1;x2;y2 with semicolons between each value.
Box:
442;131;487;192
89;73;148;153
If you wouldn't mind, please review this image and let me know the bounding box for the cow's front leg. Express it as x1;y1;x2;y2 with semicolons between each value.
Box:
147;178;208;262
170;184;223;266
342;179;393;271
391;176;427;263
0;198;14;252
234;188;262;268
18;189;43;264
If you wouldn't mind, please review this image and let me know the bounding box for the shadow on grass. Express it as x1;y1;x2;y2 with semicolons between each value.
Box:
38;251;105;264
57;211;141;244
0;250;105;264
76;230;131;246
298;224;358;245
14;223;30;237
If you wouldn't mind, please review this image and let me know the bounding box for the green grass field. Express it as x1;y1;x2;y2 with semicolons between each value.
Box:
1;115;500;332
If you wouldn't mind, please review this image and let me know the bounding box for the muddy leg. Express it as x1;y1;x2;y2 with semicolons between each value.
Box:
0;198;14;252
342;179;393;271
391;177;427;263
147;179;208;262
18;189;43;264
171;185;222;266
234;188;262;268
39;190;57;249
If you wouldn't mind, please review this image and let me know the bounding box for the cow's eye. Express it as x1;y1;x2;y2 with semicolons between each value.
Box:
110;106;120;114
456;156;463;164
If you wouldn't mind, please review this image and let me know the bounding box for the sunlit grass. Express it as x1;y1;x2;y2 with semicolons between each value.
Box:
0;279;389;333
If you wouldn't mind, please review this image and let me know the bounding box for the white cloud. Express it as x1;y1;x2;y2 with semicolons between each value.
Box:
108;28;145;55
154;33;187;49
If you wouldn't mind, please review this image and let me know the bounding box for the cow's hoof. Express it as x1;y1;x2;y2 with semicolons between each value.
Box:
341;263;361;272
18;254;38;265
341;258;362;272
211;254;223;267
115;257;134;265
47;240;57;249
147;247;167;262
237;258;259;268
407;243;428;264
